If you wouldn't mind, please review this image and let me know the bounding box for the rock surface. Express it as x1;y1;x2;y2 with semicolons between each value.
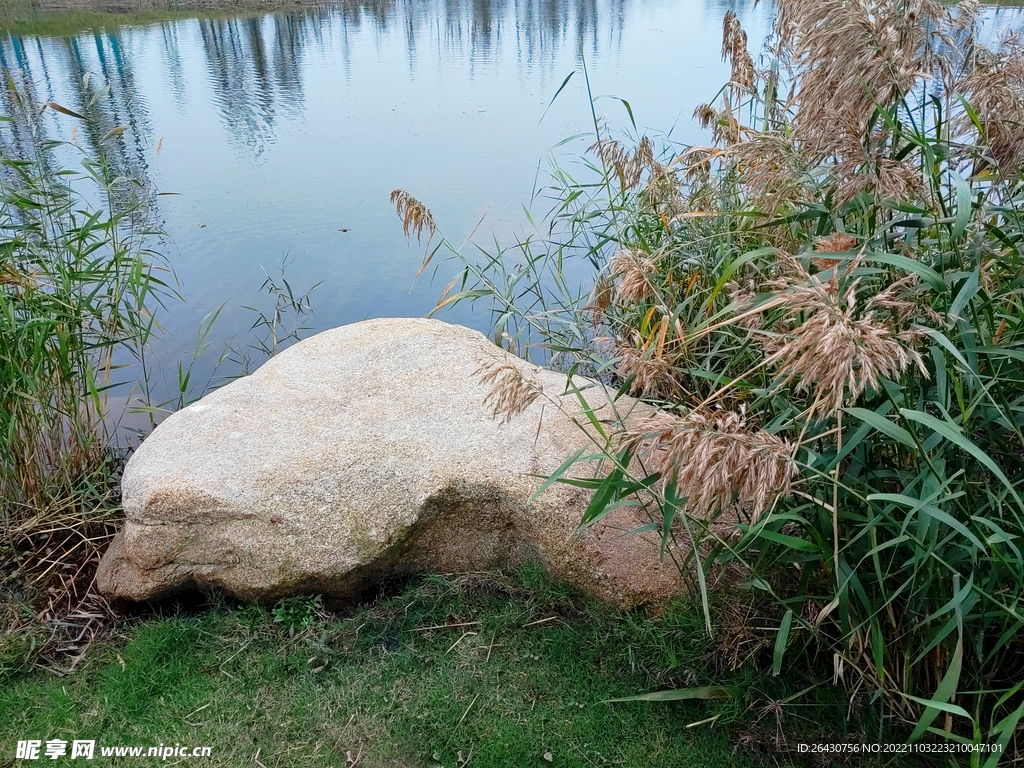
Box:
97;318;682;607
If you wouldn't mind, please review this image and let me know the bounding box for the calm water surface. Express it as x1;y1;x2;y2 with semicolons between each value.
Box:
1;0;1022;410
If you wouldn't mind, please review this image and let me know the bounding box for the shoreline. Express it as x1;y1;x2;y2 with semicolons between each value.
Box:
1;0;336;35
10;0;327;8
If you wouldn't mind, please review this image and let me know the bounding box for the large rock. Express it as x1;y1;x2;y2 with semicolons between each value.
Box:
97;318;682;607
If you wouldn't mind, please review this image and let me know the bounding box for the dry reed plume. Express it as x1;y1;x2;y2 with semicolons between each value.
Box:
640;161;685;214
694;101;742;146
777;0;942;150
811;233;857;271
624;409;797;522
956;41;1024;177
589;138;635;191
617;342;684;400
866;272;942;326
814;234;857;254
632;136;655;179
723;10;756;92
766;0;943;203
838;153;928;204
693;3;941;211
589;136;657;192
0;263;32;287
585;274;614;325
390;189;436;242
610;249;659;303
590;135;685;216
768;265;927;418
475;357;543;423
681;146;714;184
725;135;808;215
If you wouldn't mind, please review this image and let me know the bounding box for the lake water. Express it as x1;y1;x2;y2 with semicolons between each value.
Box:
1;0;1022;413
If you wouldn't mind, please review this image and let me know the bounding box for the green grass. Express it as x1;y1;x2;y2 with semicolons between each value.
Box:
0;1;331;37
0;568;897;767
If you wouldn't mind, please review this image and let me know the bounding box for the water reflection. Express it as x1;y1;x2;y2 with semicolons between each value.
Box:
0;0;736;163
4;0;1018;411
4;0;1024;176
0;30;156;220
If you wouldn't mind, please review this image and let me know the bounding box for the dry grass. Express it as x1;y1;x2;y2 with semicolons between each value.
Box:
2;480;121;677
710;596;775;672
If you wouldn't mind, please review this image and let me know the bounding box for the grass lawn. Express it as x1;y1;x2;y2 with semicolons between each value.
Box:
0;0;337;36
1;568;925;767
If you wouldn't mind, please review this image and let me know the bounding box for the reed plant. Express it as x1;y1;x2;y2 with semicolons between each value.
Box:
0;79;329;679
401;0;1024;754
0;81;168;659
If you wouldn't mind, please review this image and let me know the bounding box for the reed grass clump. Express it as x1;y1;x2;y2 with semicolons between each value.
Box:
407;0;1024;754
0;88;166;663
0;155;161;508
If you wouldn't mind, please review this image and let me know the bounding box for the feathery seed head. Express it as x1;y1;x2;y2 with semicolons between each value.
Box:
589;136;658;192
585;274;614;325
617;343;683;400
866;273;941;326
726;134;807;214
624;409;797;522
814;234;858;254
681;147;713;183
610;249;658;303
694;104;717;129
390;189;436;242
770;269;928;418
776;0;943;160
952;0;978;31
0;264;32;288
723;11;757;92
956;44;1024;178
475;358;543;424
694;102;741;145
812;233;857;270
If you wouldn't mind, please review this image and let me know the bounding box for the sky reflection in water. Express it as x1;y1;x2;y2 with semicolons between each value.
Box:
1;0;1022;410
